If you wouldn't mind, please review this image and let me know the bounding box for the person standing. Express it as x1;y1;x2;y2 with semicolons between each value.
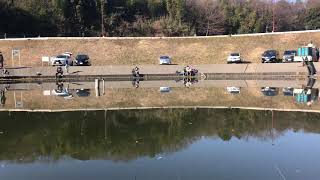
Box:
65;59;69;74
0;52;4;69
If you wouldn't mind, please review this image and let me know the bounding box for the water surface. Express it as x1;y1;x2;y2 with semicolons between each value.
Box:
0;109;320;180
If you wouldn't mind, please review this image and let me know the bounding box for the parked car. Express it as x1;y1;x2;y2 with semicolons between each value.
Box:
283;87;294;96
282;50;297;63
76;89;91;97
227;53;242;64
261;87;279;96
51;88;71;97
261;50;279;63
159;56;172;65
51;53;73;66
226;87;241;94
159;87;172;93
75;54;90;66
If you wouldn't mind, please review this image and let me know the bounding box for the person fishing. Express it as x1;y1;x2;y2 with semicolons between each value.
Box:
184;66;192;76
0;52;4;69
132;66;140;77
304;57;317;77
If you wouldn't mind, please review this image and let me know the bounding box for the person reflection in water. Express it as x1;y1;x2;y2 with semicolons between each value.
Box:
132;79;140;88
56;81;64;93
0;90;6;106
305;78;317;107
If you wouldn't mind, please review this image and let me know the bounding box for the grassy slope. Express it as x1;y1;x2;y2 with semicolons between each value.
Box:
0;31;319;67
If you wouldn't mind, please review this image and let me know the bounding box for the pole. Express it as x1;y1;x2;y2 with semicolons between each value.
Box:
272;0;275;32
104;110;107;140
101;0;105;36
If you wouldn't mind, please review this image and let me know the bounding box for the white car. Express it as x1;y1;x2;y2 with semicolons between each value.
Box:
159;87;172;93
226;87;241;94
51;53;73;66
51;89;71;97
159;56;172;65
227;53;241;64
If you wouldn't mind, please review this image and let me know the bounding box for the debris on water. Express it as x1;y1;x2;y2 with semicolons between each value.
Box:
274;165;286;180
188;122;193;125
135;140;139;144
156;156;163;160
0;131;3;134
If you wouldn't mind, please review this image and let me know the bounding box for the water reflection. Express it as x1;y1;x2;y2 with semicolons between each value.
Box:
0;108;319;162
0;79;320;110
1;109;320;180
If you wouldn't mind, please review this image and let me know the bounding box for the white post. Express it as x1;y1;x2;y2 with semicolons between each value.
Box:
19;52;21;67
13;91;16;107
102;79;105;95
11;51;14;67
95;79;100;97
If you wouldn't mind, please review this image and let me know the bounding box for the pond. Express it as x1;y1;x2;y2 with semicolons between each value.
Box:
0;79;320;179
0;109;320;180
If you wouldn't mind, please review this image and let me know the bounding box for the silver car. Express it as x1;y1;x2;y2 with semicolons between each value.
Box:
159;56;172;65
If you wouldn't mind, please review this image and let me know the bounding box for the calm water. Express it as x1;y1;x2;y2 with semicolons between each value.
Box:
0;109;320;180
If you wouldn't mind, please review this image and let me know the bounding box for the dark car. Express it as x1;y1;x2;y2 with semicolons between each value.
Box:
261;87;279;96
261;50;279;63
75;54;90;66
76;89;91;97
282;50;297;63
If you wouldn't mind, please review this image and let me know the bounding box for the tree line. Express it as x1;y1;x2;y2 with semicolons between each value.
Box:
0;0;320;37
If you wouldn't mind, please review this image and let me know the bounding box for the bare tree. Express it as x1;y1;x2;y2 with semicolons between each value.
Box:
189;0;225;36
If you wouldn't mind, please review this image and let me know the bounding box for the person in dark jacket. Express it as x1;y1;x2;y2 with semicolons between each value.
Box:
0;90;6;106
0;52;4;69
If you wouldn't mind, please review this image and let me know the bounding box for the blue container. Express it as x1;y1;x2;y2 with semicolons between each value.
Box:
298;47;312;56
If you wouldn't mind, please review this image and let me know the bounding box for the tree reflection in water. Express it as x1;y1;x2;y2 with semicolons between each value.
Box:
0;108;319;162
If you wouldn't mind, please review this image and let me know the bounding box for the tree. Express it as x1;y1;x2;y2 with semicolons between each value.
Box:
305;7;320;30
190;0;225;36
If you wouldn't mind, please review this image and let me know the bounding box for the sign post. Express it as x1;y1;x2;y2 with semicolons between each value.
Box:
11;49;21;67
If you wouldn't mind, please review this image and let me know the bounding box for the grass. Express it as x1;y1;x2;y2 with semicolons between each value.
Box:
0;31;319;67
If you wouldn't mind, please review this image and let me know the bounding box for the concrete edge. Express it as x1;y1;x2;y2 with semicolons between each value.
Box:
0;106;319;114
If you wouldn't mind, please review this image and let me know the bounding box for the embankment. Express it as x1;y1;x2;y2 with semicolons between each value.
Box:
0;30;319;67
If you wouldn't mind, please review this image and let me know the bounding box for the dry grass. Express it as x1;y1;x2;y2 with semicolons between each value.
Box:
0;32;320;67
